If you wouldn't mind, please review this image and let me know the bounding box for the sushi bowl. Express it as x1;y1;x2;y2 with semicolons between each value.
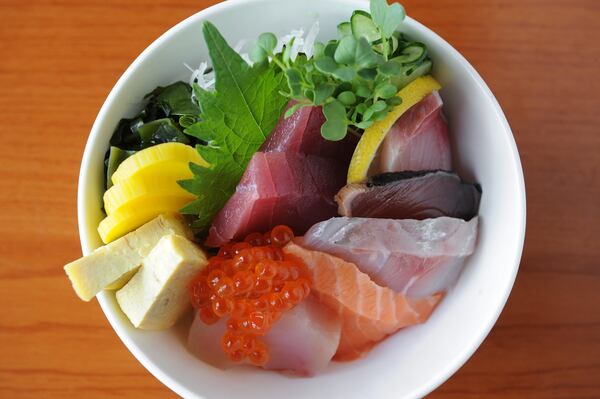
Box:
77;0;526;397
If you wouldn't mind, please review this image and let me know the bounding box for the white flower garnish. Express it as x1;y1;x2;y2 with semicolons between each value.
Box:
184;61;215;90
303;21;320;59
273;21;320;62
185;21;320;96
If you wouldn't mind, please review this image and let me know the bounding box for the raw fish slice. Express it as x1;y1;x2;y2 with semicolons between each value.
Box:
187;316;233;370
283;242;442;361
369;91;451;175
246;154;277;233
207;152;346;247
299;217;478;297
187;298;342;375
290;155;343;231
206;153;276;246
262;102;357;161
336;170;481;221
266;152;302;228
264;297;341;376
207;101;357;247
261;102;314;153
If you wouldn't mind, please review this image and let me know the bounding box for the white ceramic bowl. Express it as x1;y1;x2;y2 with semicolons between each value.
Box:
77;0;526;397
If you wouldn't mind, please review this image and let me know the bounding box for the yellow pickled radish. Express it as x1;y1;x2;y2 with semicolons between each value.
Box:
347;76;442;184
111;142;207;185
98;142;207;243
103;169;195;216
98;199;193;243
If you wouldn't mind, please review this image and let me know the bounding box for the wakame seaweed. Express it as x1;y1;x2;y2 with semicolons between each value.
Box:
103;81;203;189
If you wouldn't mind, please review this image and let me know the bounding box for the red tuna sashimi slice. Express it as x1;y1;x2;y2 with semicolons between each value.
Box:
299;216;478;297
369;91;451;175
205;153;277;246
283;242;442;361
206;152;346;247
187;297;342;376
262;102;357;161
265;152;303;229
336;170;481;221
285;154;346;230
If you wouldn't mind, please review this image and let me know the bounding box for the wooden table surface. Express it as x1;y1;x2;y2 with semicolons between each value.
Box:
1;0;599;397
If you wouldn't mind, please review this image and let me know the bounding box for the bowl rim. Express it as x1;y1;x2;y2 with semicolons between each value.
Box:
77;0;526;397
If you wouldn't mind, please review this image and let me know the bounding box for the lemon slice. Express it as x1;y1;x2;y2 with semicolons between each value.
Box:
111;142;207;185
347;76;442;184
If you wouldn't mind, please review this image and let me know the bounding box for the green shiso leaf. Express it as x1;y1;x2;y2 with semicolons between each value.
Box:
179;22;288;233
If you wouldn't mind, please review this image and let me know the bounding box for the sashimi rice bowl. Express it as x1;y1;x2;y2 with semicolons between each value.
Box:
69;0;525;397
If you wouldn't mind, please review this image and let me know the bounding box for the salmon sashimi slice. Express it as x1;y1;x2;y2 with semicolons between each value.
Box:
283;242;443;361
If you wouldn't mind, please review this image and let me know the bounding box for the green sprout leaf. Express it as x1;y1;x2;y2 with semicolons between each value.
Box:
351;11;380;42
363;100;387;120
334;35;358;65
258;32;277;53
324;41;339;57
285;68;302;96
322;99;348;140
315;56;338;73
250;46;268;63
358;68;377;80
338;91;357;105
321;118;348;141
314;83;336;105
313;42;325;58
323;99;347;120
337;22;353;37
370;0;406;38
250;32;278;63
379;60;402;76
387;96;402;106
333;66;356;81
303;87;315;102
282;37;295;64
355;84;372;98
355;120;374;129
355;37;382;69
375;83;397;99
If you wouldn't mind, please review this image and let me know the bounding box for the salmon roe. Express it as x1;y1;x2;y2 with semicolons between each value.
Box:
188;225;311;366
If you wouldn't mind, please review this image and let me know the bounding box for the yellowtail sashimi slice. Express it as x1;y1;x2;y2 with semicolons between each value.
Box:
347;76;441;184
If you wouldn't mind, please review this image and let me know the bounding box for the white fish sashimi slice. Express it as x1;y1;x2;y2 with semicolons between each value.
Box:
299;216;478;297
187;297;341;375
264;296;341;376
187;316;233;370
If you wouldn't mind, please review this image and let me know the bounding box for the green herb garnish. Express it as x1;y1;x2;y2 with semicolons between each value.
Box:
178;22;288;233
250;0;431;141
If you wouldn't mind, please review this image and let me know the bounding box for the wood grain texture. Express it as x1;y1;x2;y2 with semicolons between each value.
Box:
0;0;598;398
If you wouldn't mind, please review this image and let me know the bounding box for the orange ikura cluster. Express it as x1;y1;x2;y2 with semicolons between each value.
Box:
188;225;311;366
